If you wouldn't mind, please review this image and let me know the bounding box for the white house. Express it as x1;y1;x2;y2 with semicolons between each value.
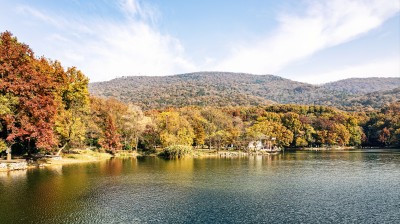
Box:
248;141;263;150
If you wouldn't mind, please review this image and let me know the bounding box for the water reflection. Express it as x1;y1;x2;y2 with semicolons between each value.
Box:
0;150;399;223
0;169;27;181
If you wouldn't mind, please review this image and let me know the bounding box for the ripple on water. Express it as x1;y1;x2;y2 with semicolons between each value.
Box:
0;151;399;223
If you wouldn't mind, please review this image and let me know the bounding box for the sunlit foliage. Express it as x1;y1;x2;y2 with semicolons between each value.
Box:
1;31;398;157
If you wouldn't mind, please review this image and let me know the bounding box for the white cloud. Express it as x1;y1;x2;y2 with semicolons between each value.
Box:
14;0;196;82
81;20;196;80
6;0;399;82
17;5;64;28
296;58;400;84
214;0;400;75
119;0;160;25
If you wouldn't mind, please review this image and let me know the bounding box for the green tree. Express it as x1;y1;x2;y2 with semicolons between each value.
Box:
332;124;351;146
247;120;293;147
282;112;302;147
55;67;90;152
156;111;195;147
201;108;233;149
182;108;207;147
121;104;151;150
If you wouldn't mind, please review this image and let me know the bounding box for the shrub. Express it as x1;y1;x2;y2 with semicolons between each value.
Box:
160;145;192;159
0;139;7;151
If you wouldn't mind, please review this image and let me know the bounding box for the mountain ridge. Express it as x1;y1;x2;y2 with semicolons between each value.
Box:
89;72;400;110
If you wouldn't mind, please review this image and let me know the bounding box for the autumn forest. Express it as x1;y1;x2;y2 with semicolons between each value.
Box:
0;31;399;156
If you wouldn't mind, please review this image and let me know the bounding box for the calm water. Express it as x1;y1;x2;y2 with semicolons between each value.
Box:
1;149;400;223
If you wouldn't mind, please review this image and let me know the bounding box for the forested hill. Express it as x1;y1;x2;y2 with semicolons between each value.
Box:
89;72;400;110
322;77;400;94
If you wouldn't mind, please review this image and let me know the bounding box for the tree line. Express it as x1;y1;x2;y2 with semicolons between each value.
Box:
1;31;399;156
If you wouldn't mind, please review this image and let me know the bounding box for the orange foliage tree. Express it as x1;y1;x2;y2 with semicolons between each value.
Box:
0;31;61;152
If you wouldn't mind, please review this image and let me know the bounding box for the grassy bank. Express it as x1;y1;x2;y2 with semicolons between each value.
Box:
46;149;113;165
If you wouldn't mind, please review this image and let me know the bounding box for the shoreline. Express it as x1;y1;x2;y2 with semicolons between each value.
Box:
0;149;115;172
286;146;357;151
1;149;274;171
2;146;396;172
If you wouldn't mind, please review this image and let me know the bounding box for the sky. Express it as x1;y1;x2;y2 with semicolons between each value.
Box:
0;0;399;84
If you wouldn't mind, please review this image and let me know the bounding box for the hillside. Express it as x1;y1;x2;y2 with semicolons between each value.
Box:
89;72;400;110
340;87;400;110
322;77;400;94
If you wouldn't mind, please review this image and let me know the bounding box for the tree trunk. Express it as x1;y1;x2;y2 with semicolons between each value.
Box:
135;136;139;151
6;147;11;161
56;143;68;156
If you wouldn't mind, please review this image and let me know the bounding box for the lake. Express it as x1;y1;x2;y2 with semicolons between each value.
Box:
1;149;399;223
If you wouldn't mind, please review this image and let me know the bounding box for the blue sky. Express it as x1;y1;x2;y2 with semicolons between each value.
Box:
0;0;399;83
